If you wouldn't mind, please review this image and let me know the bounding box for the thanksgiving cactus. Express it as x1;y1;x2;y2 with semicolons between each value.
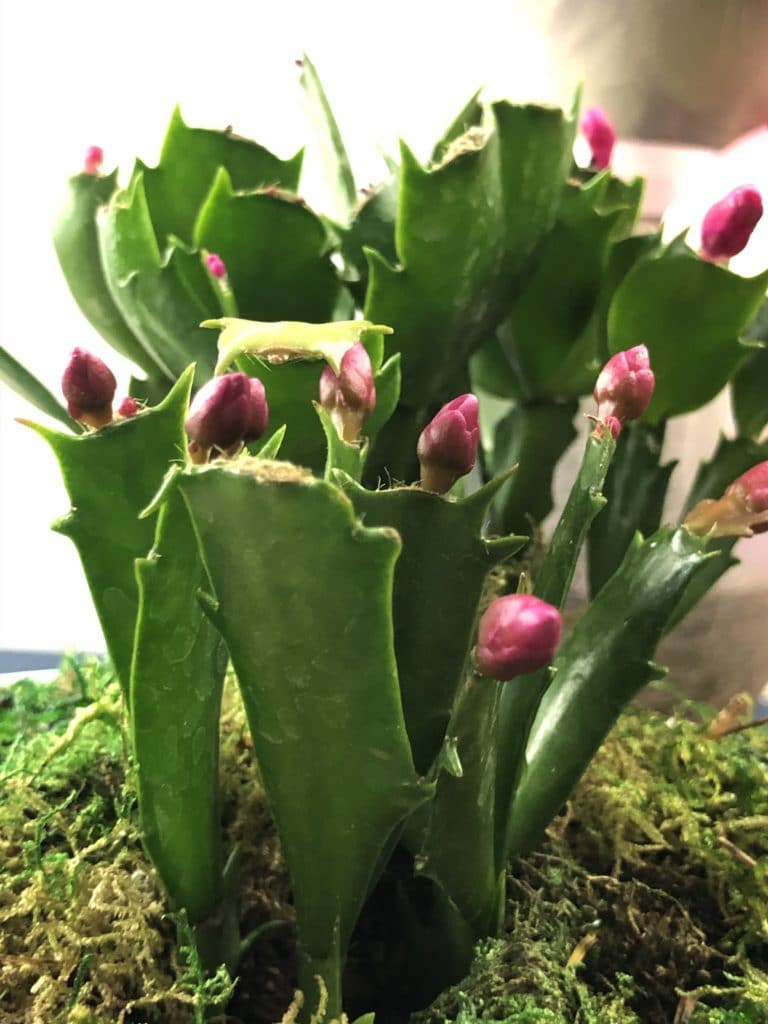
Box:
2;57;768;1021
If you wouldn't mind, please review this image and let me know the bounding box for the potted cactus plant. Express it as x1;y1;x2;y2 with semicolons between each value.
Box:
1;58;767;1023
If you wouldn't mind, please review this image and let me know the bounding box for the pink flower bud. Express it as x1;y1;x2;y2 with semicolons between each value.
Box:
475;594;562;681
117;396;140;417
83;146;104;175
700;186;763;262
580;107;616;170
62;347;116;427
417;394;479;494
185;373;269;458
206;252;227;279
319;343;376;442
593;345;654;438
684;460;768;538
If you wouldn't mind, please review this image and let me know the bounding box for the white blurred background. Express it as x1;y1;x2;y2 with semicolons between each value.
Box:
1;0;767;662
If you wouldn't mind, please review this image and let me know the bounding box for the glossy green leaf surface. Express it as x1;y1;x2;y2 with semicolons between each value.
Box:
131;488;229;932
587;421;676;597
415;676;502;936
730;297;768;438
175;463;431;1012
498;179;627;399
506;526;712;859
141;105;302;246
608;246;768;422
495;430;615;861
490;400;578;535
334;472;524;773
98;172;220;384
365;100;576;409
25;369;193;696
0;345;81;432
299;54;356;223
53;171;161;378
340;175;399;302
194;169;342;324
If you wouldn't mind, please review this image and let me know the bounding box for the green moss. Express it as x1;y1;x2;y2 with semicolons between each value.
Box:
1;664;766;1023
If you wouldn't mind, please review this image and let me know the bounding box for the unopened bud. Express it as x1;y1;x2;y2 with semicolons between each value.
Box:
700;186;763;262
417;394;479;494
684;461;768;538
580;107;616;170
319;343;376;442
62;347;116;428
117;396;140;418
474;594;562;681
593;345;654;438
83;146;104;175
206;252;227;279
185;372;268;461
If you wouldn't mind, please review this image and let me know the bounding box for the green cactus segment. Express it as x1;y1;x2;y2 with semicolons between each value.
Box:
131;487;228;935
140;105;303;247
23;369;194;697
415;676;503;936
668;435;768;629
505;526;713;860
365;100;576;409
175;464;431;1008
608;244;768;422
497;178;632;400
53;170;160;378
98;171;220;384
490;400;578;536
340;174;399;301
494;429;615;862
334;471;525;774
210;317;393;375
430;90;484;164
587;421;676;597
298;54;357;223
0;345;81;432
194;169;342;324
315;405;368;482
730;297;768;438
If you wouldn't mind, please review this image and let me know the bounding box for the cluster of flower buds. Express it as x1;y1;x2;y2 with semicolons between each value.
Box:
185;372;269;463
318;343;376;442
684;461;768;538
580;107;616;170
83;145;104;176
417;393;479;494
474;593;562;681
593;345;655;439
700;185;763;263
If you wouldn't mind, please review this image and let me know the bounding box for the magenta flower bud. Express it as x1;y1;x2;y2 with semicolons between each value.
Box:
700;186;763;262
62;347;116;427
593;345;654;438
319;343;376;442
685;460;768;538
117;396;140;418
475;594;562;681
206;252;227;279
83;145;104;175
417;394;479;494
185;372;268;460
580;107;616;170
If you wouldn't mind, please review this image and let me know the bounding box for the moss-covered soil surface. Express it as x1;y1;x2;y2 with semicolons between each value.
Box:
1;660;766;1024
